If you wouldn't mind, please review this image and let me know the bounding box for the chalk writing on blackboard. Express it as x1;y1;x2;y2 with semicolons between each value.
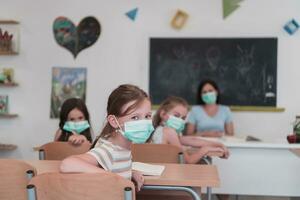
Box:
149;38;278;106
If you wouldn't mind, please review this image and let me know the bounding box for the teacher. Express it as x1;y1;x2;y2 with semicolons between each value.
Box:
186;79;234;137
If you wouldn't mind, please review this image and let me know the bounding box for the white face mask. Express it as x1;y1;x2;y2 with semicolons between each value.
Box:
114;116;154;143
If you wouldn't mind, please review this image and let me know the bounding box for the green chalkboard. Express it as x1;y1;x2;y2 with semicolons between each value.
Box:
149;38;278;106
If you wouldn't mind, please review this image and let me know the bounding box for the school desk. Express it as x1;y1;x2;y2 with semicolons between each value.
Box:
24;160;220;200
196;136;300;197
143;163;219;200
185;148;223;200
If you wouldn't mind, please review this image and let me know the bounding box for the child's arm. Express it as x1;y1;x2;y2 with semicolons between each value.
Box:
163;127;227;163
60;153;106;173
179;136;229;158
179;136;221;147
54;129;62;141
184;146;225;164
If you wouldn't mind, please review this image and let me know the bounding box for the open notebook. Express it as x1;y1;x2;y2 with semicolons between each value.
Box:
132;162;165;176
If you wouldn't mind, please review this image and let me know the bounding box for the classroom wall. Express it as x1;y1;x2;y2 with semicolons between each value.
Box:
1;0;300;159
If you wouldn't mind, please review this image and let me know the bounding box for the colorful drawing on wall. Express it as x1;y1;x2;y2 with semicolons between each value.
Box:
126;8;139;21
284;19;299;35
50;67;87;118
223;0;243;19
53;16;101;58
0;95;8;114
171;10;189;30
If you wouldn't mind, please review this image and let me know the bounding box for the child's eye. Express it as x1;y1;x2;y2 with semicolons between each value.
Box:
69;118;75;121
79;116;84;120
131;116;139;120
145;114;152;119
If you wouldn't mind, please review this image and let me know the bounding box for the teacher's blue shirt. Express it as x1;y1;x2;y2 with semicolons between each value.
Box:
187;105;232;133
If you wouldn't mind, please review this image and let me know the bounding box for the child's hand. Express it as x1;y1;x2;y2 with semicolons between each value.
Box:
219;143;230;159
132;170;144;192
220;144;230;159
68;134;87;145
203;146;228;159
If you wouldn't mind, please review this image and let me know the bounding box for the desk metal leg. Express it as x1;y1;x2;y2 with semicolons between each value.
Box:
124;187;133;200
201;156;212;165
207;187;212;200
201;156;212;200
39;149;45;160
26;170;35;180
142;185;201;200
27;185;37;200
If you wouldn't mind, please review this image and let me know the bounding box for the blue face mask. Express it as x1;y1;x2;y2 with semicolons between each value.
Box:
202;92;217;104
63;120;90;134
115;117;154;144
165;115;186;134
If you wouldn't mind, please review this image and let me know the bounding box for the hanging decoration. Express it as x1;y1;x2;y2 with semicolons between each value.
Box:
223;0;243;19
284;19;299;35
171;10;189;30
126;8;139;21
53;16;101;58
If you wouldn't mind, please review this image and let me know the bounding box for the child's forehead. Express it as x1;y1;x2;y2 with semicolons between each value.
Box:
168;104;188;113
68;108;84;115
121;99;151;114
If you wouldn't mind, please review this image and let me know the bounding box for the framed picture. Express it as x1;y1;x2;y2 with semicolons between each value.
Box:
0;95;8;114
0;68;15;84
50;67;87;118
0;20;20;55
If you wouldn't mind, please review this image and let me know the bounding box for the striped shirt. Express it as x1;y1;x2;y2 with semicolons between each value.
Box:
88;138;132;179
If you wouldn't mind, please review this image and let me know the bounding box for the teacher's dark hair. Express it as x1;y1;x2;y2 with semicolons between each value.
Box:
196;79;220;105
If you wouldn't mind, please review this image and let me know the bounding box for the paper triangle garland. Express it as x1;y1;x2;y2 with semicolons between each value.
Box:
126;8;138;21
223;0;243;19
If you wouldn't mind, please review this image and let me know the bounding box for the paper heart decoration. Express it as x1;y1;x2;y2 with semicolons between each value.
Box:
53;16;101;58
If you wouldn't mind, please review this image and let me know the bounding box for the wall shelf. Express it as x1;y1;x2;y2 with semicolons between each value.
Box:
0;20;19;24
0;113;18;118
0;143;17;151
0;82;18;87
0;51;18;55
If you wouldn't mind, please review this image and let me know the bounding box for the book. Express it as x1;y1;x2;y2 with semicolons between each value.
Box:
132;162;165;176
0;95;8;114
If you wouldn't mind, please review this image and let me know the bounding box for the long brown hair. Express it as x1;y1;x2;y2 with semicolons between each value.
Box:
152;96;189;128
91;84;149;148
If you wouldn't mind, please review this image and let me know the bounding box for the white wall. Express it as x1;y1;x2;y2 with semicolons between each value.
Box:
1;0;300;159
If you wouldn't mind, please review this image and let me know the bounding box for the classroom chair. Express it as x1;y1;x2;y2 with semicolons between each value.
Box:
132;143;184;163
38;141;91;160
27;172;135;200
0;159;36;200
